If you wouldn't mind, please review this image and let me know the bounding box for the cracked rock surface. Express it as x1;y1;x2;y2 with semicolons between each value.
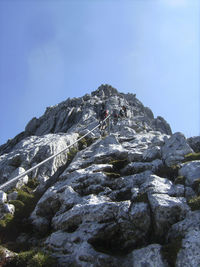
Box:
0;84;199;266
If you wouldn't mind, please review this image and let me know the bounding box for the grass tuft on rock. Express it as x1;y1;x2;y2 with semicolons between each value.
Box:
78;137;88;150
17;190;34;203
26;178;40;190
67;147;78;163
0;214;14;230
5;249;57;267
0;181;41;250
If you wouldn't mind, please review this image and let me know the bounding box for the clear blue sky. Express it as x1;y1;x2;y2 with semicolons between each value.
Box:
0;0;199;145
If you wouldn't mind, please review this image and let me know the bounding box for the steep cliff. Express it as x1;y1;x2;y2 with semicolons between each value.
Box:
0;85;199;267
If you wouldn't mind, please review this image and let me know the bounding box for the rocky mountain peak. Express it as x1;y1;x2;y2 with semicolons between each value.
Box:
0;85;200;266
0;85;171;156
91;84;119;97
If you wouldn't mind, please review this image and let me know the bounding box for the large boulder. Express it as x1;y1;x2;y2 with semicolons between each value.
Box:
50;196;151;249
148;193;190;237
44;195;151;266
63;134;128;174
179;161;200;186
152;116;172;135
139;174;184;197
162;132;194;167
187;136;200;153
122;131;169;164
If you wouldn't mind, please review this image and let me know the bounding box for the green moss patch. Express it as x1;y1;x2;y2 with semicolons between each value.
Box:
85;137;94;147
0;181;41;250
78;137;87;150
5;249;57;267
26;178;39;190
188;196;200;211
67;147;78;163
184;152;200;162
17;190;34;203
78;135;94;151
27;251;57;267
0;214;14;230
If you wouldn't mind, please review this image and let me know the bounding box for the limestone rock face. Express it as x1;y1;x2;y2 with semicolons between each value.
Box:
0;133;78;190
0;85;199;266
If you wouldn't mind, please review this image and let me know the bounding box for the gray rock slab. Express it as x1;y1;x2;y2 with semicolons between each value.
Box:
0;133;78;191
162;132;194;167
121;159;163;176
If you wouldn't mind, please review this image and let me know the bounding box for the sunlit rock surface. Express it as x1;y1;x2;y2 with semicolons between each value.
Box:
0;84;199;266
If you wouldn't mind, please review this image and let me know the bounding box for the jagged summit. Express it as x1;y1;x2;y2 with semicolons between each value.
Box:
0;84;171;155
0;85;200;266
91;84;119;97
